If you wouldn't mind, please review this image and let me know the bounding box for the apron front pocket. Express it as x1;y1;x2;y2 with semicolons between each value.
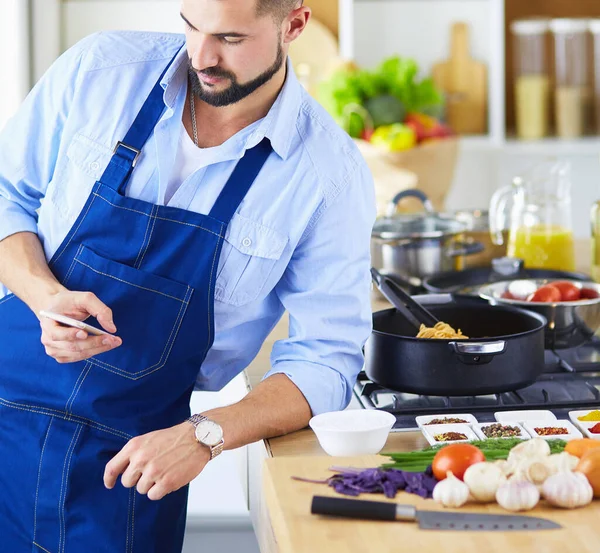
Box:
65;245;193;379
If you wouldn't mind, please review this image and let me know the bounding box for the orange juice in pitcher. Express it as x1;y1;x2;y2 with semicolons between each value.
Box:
490;160;575;271
509;225;575;271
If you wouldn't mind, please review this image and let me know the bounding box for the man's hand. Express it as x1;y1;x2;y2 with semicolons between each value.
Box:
39;290;122;363
103;422;209;501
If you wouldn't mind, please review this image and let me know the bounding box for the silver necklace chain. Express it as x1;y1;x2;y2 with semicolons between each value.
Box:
189;85;199;147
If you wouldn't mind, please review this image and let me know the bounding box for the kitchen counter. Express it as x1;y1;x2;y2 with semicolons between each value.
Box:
237;240;595;553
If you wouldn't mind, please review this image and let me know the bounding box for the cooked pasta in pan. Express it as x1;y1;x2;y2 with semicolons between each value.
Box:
416;322;468;339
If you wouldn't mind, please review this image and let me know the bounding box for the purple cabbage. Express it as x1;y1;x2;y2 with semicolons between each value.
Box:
293;465;437;500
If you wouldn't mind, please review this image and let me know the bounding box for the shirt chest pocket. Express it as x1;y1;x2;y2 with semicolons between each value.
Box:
215;214;288;307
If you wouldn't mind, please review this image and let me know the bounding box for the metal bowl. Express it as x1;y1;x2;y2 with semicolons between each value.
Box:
479;279;600;349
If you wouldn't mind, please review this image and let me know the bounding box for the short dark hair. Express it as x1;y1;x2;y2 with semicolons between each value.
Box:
256;0;302;21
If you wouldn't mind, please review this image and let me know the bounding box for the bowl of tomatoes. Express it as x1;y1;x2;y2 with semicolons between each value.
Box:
479;279;600;349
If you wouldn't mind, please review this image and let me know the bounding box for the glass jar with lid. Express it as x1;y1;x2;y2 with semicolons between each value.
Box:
510;19;550;140
550;18;590;138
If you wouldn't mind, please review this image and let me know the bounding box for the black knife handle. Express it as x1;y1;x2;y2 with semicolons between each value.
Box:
311;496;397;521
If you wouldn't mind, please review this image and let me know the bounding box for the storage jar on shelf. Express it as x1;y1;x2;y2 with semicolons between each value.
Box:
550;19;590;139
589;19;600;135
510;19;550;140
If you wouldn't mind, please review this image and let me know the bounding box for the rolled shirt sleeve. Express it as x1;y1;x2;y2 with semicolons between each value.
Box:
263;160;376;416
0;35;95;244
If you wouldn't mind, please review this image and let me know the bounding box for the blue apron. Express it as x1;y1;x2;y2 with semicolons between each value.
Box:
0;53;272;553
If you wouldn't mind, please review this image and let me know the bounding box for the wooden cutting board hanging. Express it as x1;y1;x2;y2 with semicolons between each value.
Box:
432;22;487;135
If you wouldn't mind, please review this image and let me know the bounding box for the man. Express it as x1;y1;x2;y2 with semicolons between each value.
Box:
0;0;375;551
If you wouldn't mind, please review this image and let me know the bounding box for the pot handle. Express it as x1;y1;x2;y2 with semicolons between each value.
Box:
385;189;434;217
450;341;506;355
446;240;485;257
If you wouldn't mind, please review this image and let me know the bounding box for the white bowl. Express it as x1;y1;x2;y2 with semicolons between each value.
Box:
473;421;530;441
420;423;478;446
495;410;557;425
522;419;582;441
309;410;396;456
415;413;478;428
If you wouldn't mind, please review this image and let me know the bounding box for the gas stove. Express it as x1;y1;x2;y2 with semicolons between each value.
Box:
354;339;600;431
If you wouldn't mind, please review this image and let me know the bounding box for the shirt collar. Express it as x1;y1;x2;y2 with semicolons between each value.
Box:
161;44;302;161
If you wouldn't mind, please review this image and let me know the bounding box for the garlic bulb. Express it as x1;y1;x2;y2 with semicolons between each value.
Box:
542;471;593;509
493;459;511;476
496;479;540;512
507;438;551;464
463;462;507;503
432;471;469;508
525;460;554;486
546;452;579;474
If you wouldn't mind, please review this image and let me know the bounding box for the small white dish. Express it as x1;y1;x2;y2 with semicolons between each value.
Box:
568;410;600;440
473;421;530;441
416;413;478;428
309;410;396;456
495;410;557;425
421;423;477;446
523;419;582;441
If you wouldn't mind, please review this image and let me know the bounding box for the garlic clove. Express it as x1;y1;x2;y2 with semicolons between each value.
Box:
496;479;540;512
432;471;470;508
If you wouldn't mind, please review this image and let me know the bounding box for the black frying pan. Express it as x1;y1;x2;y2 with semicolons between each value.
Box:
366;283;548;396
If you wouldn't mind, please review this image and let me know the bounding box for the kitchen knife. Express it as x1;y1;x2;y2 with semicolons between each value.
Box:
311;496;561;531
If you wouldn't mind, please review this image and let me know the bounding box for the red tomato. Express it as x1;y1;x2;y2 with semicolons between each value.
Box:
527;284;561;303
551;281;581;302
580;288;600;300
431;443;486;481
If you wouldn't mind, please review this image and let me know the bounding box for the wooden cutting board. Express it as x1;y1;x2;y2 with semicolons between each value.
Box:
432;22;487;135
263;455;600;553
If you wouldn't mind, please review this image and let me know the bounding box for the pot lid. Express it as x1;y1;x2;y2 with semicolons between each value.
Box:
372;213;468;240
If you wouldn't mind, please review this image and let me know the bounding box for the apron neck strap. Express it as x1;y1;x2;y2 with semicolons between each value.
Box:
208;137;272;224
99;49;181;195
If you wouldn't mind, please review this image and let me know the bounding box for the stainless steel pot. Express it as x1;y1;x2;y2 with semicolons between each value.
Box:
479;279;600;349
371;189;484;285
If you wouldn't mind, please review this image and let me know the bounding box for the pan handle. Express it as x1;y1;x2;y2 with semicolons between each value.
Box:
450;341;506;355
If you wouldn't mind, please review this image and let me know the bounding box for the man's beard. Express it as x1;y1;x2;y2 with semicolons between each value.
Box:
188;42;284;107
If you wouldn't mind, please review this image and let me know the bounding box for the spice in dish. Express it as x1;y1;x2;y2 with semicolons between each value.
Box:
589;423;600;434
534;426;569;436
578;410;600;422
434;432;468;442
425;418;469;425
481;423;522;438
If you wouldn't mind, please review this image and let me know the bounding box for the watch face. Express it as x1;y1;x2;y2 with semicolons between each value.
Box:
195;420;223;447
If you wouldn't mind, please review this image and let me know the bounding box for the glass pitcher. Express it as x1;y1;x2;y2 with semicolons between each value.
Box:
489;159;575;271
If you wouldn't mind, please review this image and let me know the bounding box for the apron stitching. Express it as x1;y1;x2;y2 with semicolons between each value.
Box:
133;204;156;269
62;244;84;288
135;205;158;270
93;192;151;217
88;286;191;378
130;487;136;553
74;259;188;302
33;542;53;553
206;228;222;348
0;293;15;306
0;397;131;440
33;418;54;544
65;362;92;415
51;187;98;267
125;488;132;553
58;424;83;553
155;216;224;237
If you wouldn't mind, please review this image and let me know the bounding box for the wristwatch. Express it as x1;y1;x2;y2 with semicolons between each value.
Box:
187;414;224;460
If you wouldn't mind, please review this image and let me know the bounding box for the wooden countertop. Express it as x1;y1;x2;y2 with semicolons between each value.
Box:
263;455;600;553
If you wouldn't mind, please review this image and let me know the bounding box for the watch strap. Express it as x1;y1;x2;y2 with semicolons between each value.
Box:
187;414;224;460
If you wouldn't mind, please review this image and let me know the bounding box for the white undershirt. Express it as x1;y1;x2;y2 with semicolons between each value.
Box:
164;123;207;204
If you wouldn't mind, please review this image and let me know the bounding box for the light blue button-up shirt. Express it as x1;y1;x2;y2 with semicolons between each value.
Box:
0;31;376;416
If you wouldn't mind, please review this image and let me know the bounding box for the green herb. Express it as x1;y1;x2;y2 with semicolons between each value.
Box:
380;438;567;473
317;56;443;137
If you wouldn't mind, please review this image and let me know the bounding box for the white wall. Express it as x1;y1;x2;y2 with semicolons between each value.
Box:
0;0;30;130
